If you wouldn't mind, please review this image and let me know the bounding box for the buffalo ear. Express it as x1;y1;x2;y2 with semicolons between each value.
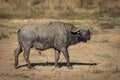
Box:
70;27;80;34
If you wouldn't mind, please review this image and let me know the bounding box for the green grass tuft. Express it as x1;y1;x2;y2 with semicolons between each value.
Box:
100;23;114;29
0;24;16;39
95;53;110;58
0;33;9;39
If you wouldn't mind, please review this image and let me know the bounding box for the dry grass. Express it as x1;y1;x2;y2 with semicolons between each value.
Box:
0;0;120;19
0;19;120;80
100;23;114;29
0;23;17;39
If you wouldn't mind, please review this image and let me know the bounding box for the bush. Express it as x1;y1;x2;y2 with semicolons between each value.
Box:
0;33;9;39
0;24;16;39
100;23;114;29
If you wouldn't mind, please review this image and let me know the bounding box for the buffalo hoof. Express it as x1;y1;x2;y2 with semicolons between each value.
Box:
68;66;73;69
55;65;60;68
27;65;32;69
27;65;35;69
14;66;20;69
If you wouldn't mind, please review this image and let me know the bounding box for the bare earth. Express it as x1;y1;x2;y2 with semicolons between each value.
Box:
0;19;120;80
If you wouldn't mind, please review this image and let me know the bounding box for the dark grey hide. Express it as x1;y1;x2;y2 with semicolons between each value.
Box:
14;22;91;69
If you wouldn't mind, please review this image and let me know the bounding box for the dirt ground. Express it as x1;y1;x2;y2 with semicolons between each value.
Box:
0;19;120;80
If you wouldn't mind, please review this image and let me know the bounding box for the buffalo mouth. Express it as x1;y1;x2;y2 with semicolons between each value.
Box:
78;37;87;42
82;39;87;42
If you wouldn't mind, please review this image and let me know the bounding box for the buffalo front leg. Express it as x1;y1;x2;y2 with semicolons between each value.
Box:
61;48;73;69
54;50;60;68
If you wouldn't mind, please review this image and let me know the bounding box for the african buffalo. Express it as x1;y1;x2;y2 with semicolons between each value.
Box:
14;22;91;69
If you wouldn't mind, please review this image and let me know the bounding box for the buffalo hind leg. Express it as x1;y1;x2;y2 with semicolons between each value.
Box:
61;48;73;69
14;46;23;69
23;48;32;69
54;50;60;68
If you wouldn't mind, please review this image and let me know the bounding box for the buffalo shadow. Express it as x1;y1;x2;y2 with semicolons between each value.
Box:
18;62;97;69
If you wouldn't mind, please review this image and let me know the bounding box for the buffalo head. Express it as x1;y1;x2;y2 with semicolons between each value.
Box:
71;26;91;42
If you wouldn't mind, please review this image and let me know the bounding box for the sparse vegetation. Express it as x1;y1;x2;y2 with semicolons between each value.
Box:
111;66;120;74
0;33;9;39
0;24;16;39
102;39;109;43
91;69;105;74
43;75;51;79
100;23;114;29
87;66;105;74
0;0;119;19
0;72;29;78
95;53;110;58
92;29;101;35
